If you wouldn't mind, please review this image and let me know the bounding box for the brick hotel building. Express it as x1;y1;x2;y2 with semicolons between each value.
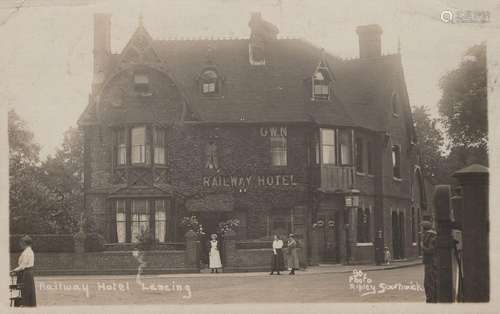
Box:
78;13;428;266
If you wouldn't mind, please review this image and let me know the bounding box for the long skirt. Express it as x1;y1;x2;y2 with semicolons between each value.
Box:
424;262;437;303
209;248;222;269
286;248;300;270
271;249;285;271
17;268;36;307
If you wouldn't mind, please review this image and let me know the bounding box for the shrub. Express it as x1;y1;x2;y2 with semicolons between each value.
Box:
84;233;105;252
10;234;74;253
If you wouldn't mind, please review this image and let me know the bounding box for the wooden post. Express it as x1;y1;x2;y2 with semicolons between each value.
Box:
453;164;489;302
310;228;320;266
434;185;454;302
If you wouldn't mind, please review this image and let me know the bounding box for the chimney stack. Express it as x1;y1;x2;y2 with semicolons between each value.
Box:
93;13;111;89
356;24;382;59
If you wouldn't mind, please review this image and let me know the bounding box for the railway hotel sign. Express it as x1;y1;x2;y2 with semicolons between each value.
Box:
202;174;298;188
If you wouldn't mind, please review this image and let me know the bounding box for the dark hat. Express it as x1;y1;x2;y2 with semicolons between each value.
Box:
20;235;32;246
421;221;433;230
289;233;295;238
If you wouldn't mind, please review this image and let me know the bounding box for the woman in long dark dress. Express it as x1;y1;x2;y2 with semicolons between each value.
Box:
270;235;284;275
11;235;36;307
286;234;300;275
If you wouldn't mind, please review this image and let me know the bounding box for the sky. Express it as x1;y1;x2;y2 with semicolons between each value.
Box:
0;0;498;158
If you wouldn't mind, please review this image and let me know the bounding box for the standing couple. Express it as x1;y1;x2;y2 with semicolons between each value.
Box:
270;234;300;275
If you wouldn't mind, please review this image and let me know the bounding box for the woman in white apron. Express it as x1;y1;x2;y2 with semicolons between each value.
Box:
209;234;222;273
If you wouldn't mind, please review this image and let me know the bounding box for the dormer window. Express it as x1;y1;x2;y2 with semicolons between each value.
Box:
134;73;150;94
312;63;332;101
200;70;219;95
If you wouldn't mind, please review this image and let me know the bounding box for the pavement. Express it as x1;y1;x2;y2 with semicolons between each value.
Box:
31;260;426;305
38;258;422;280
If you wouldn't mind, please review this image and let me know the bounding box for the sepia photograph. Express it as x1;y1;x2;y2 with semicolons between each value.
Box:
0;0;497;312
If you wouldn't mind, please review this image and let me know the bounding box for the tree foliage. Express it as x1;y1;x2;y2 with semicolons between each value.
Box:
438;42;487;161
412;105;446;181
9;110;84;234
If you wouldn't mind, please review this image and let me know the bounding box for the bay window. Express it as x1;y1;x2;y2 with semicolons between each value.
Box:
131;199;149;243
270;135;287;166
131;126;150;164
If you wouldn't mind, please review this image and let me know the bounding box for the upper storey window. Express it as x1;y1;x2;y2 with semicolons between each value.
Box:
312;63;333;101
153;127;166;165
115;128;127;166
392;144;401;179
131;126;150;164
200;70;219;95
391;92;399;116
134;73;150;95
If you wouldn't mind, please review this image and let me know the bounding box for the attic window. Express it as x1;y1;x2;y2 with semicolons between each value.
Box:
312;66;332;101
200;69;219;95
134;73;150;94
249;43;266;65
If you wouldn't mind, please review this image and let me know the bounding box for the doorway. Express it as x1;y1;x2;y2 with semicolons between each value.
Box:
194;212;228;266
317;211;340;263
391;211;405;260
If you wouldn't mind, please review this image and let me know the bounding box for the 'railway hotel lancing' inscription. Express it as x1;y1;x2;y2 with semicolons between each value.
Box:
202;175;298;188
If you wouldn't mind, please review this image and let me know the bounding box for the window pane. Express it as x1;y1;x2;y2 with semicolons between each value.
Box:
270;136;287;166
321;129;335;145
392;145;401;178
340;130;352;165
367;142;374;174
155;200;166;242
131;127;147;163
355;138;363;172
153;128;165;165
116;200;126;243
321;129;336;164
131;200;149;243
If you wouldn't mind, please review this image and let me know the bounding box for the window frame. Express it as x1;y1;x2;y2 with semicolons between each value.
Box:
154;200;167;243
131;126;150;165
270;135;288;167
115;128;128;166
131;199;150;243
338;129;353;166
392;144;402;179
153;127;166;165
356;207;372;244
116;200;127;243
355;137;364;173
391;92;399;117
200;69;221;96
312;69;331;101
320;128;336;165
134;72;150;95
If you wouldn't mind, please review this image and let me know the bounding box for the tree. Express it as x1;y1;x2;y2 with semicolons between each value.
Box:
412;105;446;182
438;42;487;166
8;110;52;233
40;127;84;234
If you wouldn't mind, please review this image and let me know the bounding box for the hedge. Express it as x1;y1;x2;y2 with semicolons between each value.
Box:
10;234;75;253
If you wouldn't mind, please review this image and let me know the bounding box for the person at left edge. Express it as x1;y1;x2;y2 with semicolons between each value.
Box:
11;235;37;307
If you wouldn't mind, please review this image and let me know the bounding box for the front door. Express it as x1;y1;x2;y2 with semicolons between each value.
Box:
318;211;340;263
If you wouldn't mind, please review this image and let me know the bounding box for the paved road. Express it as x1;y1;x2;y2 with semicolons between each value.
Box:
34;264;426;305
